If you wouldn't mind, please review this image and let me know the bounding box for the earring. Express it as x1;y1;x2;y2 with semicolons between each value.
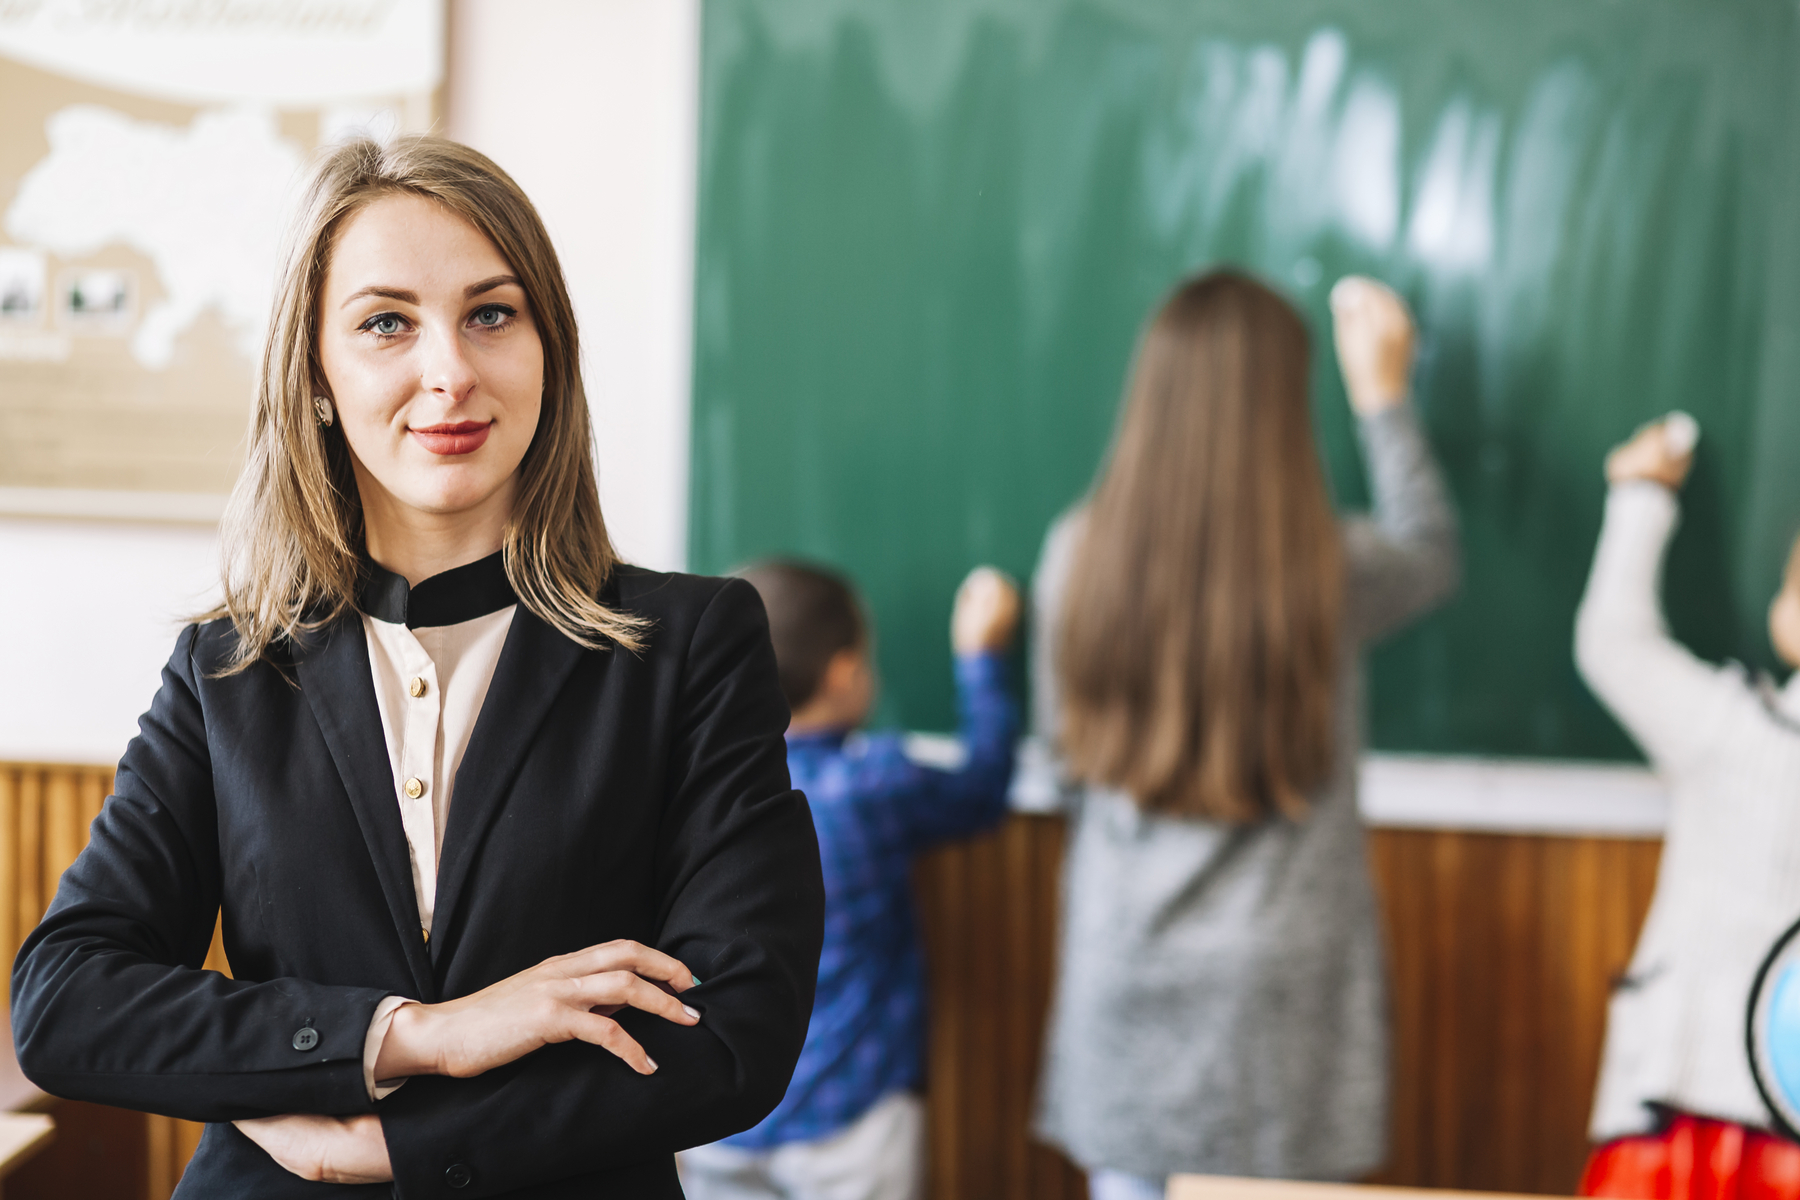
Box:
312;395;335;427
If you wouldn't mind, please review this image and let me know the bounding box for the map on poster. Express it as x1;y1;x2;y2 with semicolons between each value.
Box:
0;0;443;519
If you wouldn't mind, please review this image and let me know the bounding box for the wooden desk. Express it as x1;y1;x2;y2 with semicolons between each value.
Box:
0;1031;54;1198
1170;1176;1566;1200
0;1113;56;1198
0;1040;48;1117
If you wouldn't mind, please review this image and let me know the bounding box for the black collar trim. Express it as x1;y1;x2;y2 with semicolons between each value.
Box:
360;550;517;629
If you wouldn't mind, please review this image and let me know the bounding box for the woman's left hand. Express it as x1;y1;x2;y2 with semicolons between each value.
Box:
233;1113;393;1184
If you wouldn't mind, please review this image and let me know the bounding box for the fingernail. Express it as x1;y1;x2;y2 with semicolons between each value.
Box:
646;1057;659;1072
682;1005;701;1021
691;975;703;987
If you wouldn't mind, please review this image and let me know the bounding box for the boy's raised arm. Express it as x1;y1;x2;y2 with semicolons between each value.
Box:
891;569;1021;847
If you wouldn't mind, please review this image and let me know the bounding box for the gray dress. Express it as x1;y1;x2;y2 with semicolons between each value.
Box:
1029;405;1458;1181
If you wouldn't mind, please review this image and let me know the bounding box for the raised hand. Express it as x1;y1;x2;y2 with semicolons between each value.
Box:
375;939;700;1082
1605;412;1698;490
952;566;1021;655
1330;276;1416;416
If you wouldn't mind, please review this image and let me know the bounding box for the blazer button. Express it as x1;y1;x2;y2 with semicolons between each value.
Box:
292;1026;319;1051
404;777;426;800
445;1162;473;1189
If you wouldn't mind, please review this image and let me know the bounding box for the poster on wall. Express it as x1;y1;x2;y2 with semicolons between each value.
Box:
0;0;444;522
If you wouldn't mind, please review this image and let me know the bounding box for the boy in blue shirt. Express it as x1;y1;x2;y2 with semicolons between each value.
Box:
679;560;1020;1200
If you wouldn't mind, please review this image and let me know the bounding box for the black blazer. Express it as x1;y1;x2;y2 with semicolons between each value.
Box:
11;568;825;1199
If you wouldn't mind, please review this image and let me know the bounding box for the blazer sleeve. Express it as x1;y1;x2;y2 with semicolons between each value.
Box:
376;578;826;1198
10;624;389;1120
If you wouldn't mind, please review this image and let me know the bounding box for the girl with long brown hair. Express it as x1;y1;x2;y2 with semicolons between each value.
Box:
1028;272;1459;1198
12;136;823;1197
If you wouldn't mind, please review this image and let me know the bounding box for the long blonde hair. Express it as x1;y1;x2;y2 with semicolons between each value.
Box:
1057;271;1342;822
207;135;646;671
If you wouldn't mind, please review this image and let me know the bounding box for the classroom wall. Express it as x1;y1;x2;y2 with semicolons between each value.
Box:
0;0;700;765
445;0;699;575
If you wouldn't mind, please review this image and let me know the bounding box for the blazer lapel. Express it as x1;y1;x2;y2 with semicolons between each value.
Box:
295;613;437;1000
430;608;587;963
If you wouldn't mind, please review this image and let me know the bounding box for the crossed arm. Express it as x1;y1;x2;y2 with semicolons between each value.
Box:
235;939;705;1183
13;582;825;1195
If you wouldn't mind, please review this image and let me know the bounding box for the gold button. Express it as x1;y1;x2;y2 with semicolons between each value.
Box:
404;777;426;800
422;926;430;944
409;677;427;698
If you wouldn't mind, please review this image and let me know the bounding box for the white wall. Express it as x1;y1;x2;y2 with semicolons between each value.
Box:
447;0;699;574
0;1;700;763
0;519;220;762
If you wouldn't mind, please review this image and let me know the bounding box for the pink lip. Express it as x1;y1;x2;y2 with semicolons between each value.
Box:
409;420;492;456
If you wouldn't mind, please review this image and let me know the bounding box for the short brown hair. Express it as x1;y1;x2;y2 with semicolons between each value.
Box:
1057;271;1343;822
736;560;865;709
206;135;646;670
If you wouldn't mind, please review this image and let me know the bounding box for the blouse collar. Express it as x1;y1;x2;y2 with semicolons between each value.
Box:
360;550;517;629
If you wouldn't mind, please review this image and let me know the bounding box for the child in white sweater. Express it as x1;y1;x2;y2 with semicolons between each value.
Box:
1574;415;1800;1199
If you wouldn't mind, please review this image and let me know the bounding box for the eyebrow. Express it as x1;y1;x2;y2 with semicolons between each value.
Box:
338;275;522;310
465;274;521;298
340;285;417;309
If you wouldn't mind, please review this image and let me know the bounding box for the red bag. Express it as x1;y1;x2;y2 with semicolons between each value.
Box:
1581;1114;1800;1200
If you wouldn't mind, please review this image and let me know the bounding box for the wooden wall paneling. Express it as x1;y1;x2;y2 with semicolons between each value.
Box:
0;765;153;1200
145;1115;176;1200
918;828;968;1197
42;771;80;905
1;767;1661;1200
1531;836;1662;1192
919;818;1659;1200
77;773;106;837
1368;827;1411;1194
1367;829;1661;1196
915;816;1087;1200
1029;818;1087;1200
14;772;42;962
964;824;1005;1197
999;820;1034;1193
0;770;17;990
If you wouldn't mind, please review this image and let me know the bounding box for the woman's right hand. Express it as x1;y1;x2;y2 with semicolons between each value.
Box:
1605;415;1696;490
1330;276;1416;416
374;940;700;1080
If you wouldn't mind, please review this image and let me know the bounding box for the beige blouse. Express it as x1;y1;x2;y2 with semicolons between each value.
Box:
353;552;518;1099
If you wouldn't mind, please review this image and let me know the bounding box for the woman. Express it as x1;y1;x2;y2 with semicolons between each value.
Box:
1028;272;1458;1198
10;137;824;1197
1574;417;1800;1199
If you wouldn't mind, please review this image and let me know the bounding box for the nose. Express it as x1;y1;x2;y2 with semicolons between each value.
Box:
419;322;479;404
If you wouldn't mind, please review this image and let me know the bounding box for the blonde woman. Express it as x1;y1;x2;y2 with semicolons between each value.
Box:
1029;272;1459;1199
10;137;824;1197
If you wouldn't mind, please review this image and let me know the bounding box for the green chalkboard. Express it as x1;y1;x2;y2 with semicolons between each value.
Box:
690;0;1800;760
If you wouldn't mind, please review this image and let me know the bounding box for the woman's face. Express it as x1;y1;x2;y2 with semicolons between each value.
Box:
1771;577;1800;671
317;193;543;529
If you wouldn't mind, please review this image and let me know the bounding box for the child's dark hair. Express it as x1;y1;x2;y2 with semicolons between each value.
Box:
735;559;866;710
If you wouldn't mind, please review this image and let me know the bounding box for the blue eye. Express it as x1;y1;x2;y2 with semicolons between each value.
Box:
362;313;407;337
471;305;514;328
